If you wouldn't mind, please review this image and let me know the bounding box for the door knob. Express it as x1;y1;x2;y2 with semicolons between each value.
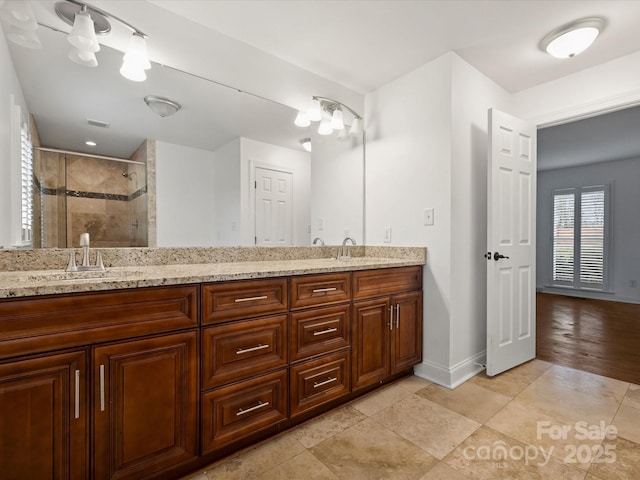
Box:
493;252;509;261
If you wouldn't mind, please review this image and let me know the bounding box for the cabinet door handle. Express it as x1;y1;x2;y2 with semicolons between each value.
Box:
236;401;270;416
313;377;338;388
74;369;80;419
99;364;105;412
313;327;338;336
234;295;268;303
236;344;269;355
312;287;337;293
389;305;394;331
396;304;400;329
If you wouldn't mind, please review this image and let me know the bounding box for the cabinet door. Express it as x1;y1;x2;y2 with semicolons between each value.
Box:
93;331;198;480
0;350;87;480
391;291;423;374
352;298;390;391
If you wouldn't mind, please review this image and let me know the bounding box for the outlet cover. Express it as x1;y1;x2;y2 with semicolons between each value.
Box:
384;227;392;243
424;208;434;226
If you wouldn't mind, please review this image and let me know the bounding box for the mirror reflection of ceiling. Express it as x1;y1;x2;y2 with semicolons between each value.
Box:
538;105;640;171
8;25;302;159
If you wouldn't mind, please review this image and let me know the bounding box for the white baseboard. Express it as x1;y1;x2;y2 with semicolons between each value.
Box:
414;350;486;389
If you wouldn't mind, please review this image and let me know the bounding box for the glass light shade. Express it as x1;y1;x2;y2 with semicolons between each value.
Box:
0;0;38;30
307;98;322;122
294;110;311;127
349;117;363;136
545;27;599;58
68;47;98;67
123;33;151;70
318;116;333;135
144;96;181;117
120;60;146;81
68;11;100;53
330;108;344;130
7;26;41;49
300;138;312;152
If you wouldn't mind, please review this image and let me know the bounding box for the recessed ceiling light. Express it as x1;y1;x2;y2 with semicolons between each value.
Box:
85;140;97;146
540;17;605;59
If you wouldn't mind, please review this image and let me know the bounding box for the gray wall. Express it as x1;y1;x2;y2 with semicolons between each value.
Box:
536;157;640;303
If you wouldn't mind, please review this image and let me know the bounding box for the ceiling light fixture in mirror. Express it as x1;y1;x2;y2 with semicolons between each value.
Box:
295;96;363;138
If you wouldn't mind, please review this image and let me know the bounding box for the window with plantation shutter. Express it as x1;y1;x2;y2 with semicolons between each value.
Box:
551;186;608;290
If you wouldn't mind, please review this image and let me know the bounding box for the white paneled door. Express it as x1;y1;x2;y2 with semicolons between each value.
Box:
255;166;293;246
486;108;537;376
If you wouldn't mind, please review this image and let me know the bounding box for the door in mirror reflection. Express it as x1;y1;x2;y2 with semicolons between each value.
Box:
255;166;293;246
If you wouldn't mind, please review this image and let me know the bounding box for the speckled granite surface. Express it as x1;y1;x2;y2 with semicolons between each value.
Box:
0;246;426;299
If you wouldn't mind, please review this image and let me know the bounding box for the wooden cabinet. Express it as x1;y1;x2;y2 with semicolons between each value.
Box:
352;267;423;391
93;331;198;480
290;304;350;363
0;350;88;480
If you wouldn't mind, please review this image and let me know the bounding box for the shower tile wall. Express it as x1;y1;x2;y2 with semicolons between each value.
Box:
34;150;148;248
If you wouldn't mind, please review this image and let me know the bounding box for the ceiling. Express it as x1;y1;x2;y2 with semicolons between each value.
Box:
150;0;640;94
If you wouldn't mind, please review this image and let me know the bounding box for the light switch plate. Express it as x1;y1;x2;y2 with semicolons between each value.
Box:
318;218;325;230
424;208;434;226
384;227;392;243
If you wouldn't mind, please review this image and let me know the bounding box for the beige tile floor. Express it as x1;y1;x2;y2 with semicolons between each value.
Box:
184;360;640;480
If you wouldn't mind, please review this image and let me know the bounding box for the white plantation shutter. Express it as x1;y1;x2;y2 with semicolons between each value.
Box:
580;190;605;286
552;192;574;284
551;186;608;290
20;123;33;244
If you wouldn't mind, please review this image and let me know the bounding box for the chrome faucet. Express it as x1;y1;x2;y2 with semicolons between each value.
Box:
312;237;324;246
337;237;356;259
66;233;105;272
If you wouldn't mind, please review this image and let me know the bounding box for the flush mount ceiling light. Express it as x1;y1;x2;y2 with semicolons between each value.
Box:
144;95;181;117
540;17;605;59
299;138;312;152
294;96;363;137
53;1;151;80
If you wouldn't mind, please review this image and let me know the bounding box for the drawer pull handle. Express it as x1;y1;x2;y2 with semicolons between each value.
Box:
236;344;270;355
314;377;338;388
74;369;80;419
313;327;338;336
312;287;337;293
234;295;268;303
99;364;105;412
236;401;270;416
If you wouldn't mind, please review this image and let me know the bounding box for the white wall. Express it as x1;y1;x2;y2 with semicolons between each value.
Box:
365;53;454;380
155;141;216;247
310;132;364;245
537;157;640;304
0;23;28;249
213;139;241;246
240;137;311;246
365;52;513;387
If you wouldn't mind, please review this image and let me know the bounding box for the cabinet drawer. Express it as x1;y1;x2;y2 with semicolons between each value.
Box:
0;285;198;360
201;369;288;454
290;304;350;363
202;278;288;324
202;315;288;389
290;351;350;418
353;266;422;300
290;273;351;309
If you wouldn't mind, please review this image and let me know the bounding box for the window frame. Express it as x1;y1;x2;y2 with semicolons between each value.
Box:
550;184;611;292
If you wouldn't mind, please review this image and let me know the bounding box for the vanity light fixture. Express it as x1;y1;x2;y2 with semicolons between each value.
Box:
53;1;151;80
0;0;41;49
299;138;312;152
144;95;181;117
540;17;605;59
294;96;363;137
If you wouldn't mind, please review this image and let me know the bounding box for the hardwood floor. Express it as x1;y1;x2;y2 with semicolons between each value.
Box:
536;292;640;385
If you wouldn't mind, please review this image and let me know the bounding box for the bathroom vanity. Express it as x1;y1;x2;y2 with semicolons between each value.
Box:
0;248;424;480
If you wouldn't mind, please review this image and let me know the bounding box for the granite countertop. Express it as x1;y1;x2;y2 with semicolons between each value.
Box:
0;255;425;299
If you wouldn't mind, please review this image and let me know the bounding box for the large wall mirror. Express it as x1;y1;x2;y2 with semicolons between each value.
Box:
2;2;364;249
